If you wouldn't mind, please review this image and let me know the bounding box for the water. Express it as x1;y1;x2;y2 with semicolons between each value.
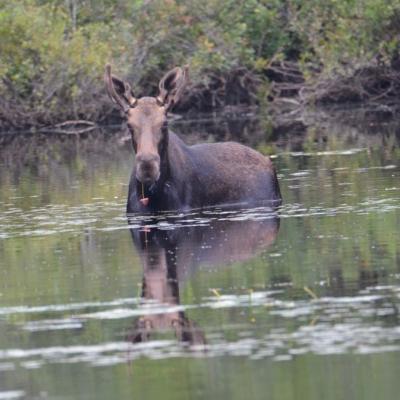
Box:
0;112;399;399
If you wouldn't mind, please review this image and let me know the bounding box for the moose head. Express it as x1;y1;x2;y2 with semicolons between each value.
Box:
104;65;189;186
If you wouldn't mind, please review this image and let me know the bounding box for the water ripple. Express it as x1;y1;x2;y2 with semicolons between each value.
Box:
0;187;399;239
0;286;399;368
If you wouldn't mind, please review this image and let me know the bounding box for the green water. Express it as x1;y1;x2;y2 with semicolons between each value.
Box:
0;113;399;399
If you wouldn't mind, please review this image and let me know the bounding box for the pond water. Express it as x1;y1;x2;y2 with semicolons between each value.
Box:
0;111;399;400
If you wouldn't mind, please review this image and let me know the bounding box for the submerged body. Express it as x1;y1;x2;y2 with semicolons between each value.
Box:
127;131;281;213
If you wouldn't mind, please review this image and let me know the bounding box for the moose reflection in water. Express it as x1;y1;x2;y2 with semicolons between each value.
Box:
126;210;280;345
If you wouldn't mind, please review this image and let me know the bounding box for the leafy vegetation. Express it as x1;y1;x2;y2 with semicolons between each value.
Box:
1;0;400;128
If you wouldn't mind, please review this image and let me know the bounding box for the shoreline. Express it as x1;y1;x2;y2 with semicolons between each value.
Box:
2;62;400;134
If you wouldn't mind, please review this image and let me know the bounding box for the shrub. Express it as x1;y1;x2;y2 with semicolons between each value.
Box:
1;0;400;129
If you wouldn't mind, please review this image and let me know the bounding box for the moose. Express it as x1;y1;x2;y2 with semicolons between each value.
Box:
105;65;282;213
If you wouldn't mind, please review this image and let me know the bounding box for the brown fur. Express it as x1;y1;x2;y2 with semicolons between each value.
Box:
104;64;282;212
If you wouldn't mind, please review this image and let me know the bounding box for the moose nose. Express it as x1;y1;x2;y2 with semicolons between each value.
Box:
136;153;160;165
136;152;160;184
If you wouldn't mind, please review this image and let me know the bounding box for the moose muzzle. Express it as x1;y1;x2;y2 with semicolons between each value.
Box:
135;152;161;186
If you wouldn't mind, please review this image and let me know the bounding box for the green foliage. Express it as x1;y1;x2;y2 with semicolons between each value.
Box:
1;0;400;127
289;0;400;74
0;0;112;126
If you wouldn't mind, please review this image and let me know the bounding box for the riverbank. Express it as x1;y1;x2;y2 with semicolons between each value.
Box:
1;1;400;131
3;65;400;135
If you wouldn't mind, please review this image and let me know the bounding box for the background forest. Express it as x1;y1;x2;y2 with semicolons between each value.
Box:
1;0;400;129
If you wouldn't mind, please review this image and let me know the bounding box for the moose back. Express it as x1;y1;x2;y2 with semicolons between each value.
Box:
105;65;282;213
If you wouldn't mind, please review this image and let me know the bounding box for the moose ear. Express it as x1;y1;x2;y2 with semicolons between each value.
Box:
104;64;137;112
157;65;189;111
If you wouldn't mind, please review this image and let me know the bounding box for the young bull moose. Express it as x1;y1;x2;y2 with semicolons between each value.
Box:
105;65;282;213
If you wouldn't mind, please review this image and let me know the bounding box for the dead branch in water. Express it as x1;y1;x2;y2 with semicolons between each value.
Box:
38;120;97;135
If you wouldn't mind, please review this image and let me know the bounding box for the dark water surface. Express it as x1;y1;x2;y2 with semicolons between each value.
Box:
0;112;400;399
